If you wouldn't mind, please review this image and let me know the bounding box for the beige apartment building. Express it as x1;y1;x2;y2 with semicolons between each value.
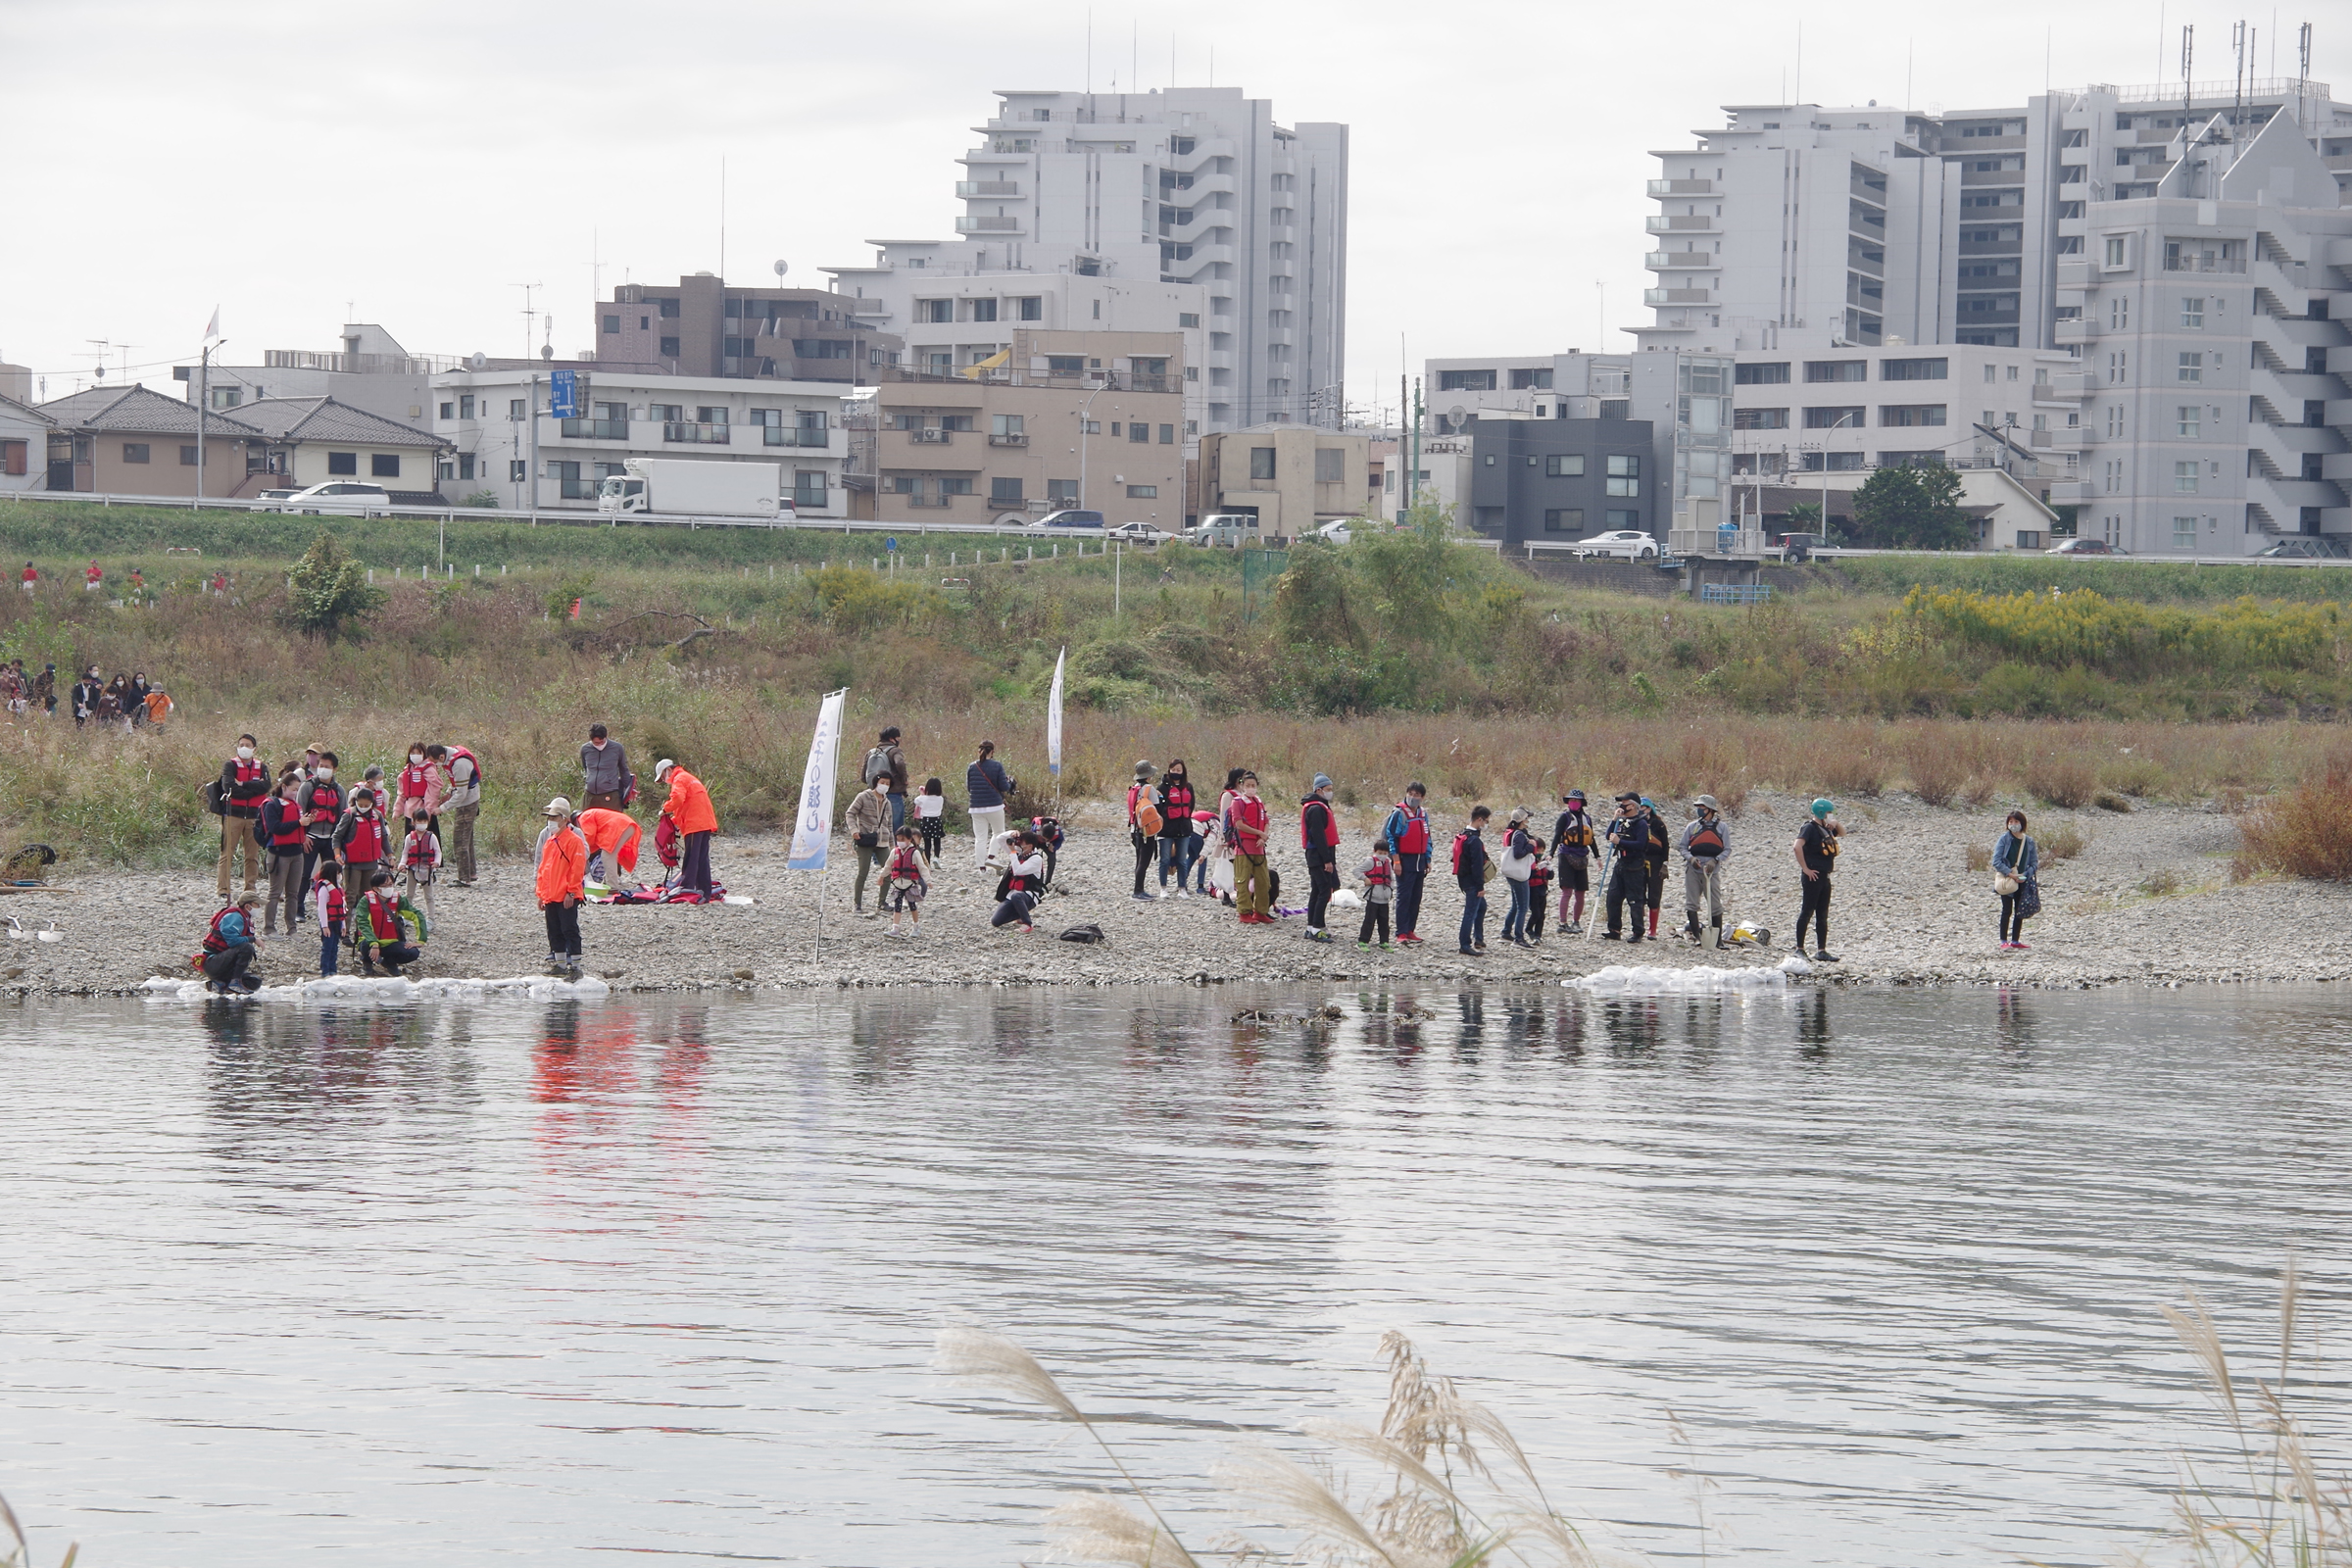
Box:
858;330;1185;526
1194;424;1374;537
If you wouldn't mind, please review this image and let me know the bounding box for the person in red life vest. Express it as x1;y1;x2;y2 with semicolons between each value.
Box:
310;858;346;976
1228;771;1273;926
83;559;102;593
394;740;438;832
332;787;391;922
18;561;35;595
1124;760;1160;901
354;870;423;977
197;893;265;994
536;797;589;977
1299;773;1341;943
1381;782;1434;946
298;751;344;890
210;568;228;595
1155;760;1199;895
258;773;311;936
883;825;928;938
989;829;1050;932
1526;846;1554;943
1356;844;1396;950
655;759;718;899
216;733;270;899
575;807;644;891
430;743;484;886
399;805;442;923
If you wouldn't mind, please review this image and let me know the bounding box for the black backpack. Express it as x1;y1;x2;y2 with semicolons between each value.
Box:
1057;923;1105;944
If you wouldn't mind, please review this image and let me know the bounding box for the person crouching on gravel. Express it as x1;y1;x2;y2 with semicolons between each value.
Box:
1791;798;1840;961
1992;809;2039;952
576;807;645;892
991;831;1049;932
198;893;265;995
1679;794;1731;946
356;871;423;977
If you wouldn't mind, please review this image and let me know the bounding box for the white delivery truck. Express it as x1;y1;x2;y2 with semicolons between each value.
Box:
597;459;793;522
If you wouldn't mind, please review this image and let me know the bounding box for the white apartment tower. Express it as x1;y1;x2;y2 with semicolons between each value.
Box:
1637;79;2350;356
827;87;1348;432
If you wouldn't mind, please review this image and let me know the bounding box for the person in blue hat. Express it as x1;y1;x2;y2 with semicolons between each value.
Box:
1791;797;1841;960
1299;773;1341;943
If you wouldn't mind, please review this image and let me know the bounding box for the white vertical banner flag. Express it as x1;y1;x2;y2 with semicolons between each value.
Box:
787;688;848;870
1046;646;1065;777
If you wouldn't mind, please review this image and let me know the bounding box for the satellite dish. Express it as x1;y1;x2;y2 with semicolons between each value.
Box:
466;352;487;371
772;259;790;278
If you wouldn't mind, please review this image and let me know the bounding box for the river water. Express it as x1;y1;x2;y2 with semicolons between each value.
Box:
5;983;2351;1566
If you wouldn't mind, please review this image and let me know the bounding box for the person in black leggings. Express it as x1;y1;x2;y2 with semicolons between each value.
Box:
1791;797;1840;960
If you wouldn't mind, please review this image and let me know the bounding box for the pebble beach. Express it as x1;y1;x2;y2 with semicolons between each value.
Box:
4;790;2341;997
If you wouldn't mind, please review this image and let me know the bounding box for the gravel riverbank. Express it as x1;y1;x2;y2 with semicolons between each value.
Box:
3;790;2341;997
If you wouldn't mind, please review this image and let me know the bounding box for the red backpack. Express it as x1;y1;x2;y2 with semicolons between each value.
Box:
1449;831;1473;876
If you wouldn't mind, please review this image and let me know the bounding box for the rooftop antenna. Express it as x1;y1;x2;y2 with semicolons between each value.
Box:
2232;20;2248;132
718;155;727;282
2181;24;2193;123
87;339;110;381
514;281;542;361
2298;22;2313;126
589;226;604;306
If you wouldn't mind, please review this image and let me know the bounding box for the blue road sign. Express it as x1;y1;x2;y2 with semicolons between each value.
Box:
549;368;578;418
885;537;899;551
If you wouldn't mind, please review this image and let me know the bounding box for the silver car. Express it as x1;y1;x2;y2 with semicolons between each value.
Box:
278;481;391;516
1573;528;1659;561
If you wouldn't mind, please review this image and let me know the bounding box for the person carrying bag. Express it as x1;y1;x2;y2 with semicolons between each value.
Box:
1992;809;2040;952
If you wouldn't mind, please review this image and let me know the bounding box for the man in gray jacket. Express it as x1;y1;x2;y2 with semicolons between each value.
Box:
580;724;628;811
1679;794;1732;946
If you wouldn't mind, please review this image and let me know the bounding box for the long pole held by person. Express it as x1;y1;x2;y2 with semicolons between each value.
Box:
789;687;849;960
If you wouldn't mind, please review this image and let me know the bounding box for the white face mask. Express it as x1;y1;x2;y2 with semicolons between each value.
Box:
318;768;334;780
236;746;254;760
410;754;423;764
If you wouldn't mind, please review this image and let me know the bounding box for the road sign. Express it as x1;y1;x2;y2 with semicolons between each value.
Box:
549;368;578;418
885;537;898;551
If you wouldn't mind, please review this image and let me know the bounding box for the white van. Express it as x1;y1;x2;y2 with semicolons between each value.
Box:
1187;513;1262;548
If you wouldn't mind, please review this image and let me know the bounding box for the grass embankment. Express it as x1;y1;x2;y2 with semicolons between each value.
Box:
1817;551;2352;605
0;504;2347;869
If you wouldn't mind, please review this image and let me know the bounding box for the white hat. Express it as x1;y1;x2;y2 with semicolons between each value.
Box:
543;796;571;816
655;758;675;779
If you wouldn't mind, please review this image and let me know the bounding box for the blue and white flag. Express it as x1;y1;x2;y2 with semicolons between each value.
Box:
788;688;848;870
1047;647;1065;777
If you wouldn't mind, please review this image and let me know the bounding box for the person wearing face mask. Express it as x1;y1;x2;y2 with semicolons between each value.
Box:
1156;760;1198;895
217;733;270;900
433;743;484;887
70;667;102;728
580;724;629;812
298;751;344;890
333;786;392;916
394;740;438;831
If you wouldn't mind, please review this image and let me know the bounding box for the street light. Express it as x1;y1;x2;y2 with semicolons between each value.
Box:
1075;378;1110;513
1797;410;1860;535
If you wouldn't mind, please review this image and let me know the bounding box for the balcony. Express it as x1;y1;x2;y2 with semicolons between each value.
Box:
559;418;629;440
908;427;955;445
763;425;830;448
988;432;1028;447
955;216;1024;233
662;421;731;444
905;495;951;508
1644;287;1713;305
1644;250;1714;270
847;297;889;316
1647;177;1715;196
2164;254;2246;273
1961;165;2026;185
1645;214;1717;232
956;179;1021;196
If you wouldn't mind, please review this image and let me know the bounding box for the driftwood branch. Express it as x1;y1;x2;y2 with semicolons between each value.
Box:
594;610;720;653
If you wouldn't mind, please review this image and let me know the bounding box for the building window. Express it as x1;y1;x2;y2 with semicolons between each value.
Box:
603;315;620;333
2105;237;2128;266
1543;508;1585;531
1108;422;1121;437
2178;406;2200;438
940;476;974;497
0;440;24;477
1878;405;1947;427
2108;297;2131;329
1606;509;1642;528
659;337;681;357
1606;476;1640;497
1733;409;1788;430
1250;447;1276;480
370;454;401;478
458;453;475;480
1735;363;1789;385
440;401;456;419
209;387;243;409
1314;448;1345;482
1126;484;1157;498
121;442;150;464
1047;478;1078;503
919;300;953;322
459;394;475;418
2178;352;2203;382
1177;311;1200;327
990;476;1023;505
992;414;1024;439
509;460;527;482
1607;455;1641;477
327;451;358;474
969;298;998;322
1880;358;1947;381
940;415;973;432
1019;298;1044;320
649;404;683;422
2173;515;2198;548
1129;422;1150;444
1510;368;1554;390
1437;369;1496;392
179;445;199;466
793;472;826;507
1803;361;1867;383
2180;297;2204;328
1544;455;1586;476
2175;460;2199;494
510;399;526;419
1158;423;1175;444
438;460;455;480
1803;407;1865;429
656;298;680;318
889;476;921;495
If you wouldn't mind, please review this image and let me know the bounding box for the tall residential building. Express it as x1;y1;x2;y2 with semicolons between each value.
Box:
826;86;1348;432
596;273;902;384
1636;78;2349;355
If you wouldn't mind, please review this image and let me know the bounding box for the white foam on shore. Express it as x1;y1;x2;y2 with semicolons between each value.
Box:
1568;956;1814;996
142;973;613;1004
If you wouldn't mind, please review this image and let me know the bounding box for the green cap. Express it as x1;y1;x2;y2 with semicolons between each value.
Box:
1811;798;1836;818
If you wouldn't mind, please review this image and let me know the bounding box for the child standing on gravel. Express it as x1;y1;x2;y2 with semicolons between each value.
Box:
884;826;928;937
913;778;947;866
311;858;345;976
1356;845;1396;950
400;806;441;923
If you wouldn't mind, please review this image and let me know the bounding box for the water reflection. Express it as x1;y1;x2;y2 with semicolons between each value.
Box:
8;982;2352;1568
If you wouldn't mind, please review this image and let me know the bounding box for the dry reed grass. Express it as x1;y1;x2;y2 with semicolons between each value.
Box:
0;1489;76;1568
2237;749;2352;883
2041;822;2087;861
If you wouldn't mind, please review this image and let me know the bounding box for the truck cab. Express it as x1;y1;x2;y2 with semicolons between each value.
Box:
598;475;648;514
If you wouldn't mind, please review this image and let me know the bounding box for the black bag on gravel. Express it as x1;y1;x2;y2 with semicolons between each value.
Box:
1057;923;1105;944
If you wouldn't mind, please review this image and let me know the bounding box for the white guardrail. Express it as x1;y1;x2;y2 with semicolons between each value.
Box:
0;488;1047;539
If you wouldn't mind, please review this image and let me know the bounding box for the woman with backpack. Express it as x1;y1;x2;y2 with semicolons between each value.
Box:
1497;808;1541;949
1992;809;2039;952
1125;760;1160;900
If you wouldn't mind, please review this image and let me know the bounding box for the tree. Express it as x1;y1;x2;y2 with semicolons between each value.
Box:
1269;538;1362;651
1347;500;1455;649
284;531;384;639
1850;463;1972;551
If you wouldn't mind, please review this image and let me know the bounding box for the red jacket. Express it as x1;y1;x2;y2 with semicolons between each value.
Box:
1229;796;1269;856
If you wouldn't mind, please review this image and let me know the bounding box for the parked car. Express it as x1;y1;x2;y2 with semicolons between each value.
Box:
255;487;300;507
277;481;391;516
1031;509;1105;530
1312;519;1355;545
2254;537;2349;561
1572;528;1660;561
1103;521;1175;545
2044;537;2127;556
1187;514;1263;548
1768;530;1829;563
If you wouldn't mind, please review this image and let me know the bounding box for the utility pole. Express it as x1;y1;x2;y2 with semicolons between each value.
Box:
1408;377;1424;520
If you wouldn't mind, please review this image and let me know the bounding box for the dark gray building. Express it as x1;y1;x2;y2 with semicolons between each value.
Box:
1462;416;1656;547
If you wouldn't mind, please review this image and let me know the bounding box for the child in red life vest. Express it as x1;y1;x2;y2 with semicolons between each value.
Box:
883;826;928;938
1526;850;1554;942
400;805;442;923
333;788;390;919
356;871;423;976
311;858;346;976
1356;845;1396;950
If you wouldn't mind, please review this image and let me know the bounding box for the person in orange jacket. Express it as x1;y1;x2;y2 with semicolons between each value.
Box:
655;759;717;898
575;806;643;890
535;797;588;977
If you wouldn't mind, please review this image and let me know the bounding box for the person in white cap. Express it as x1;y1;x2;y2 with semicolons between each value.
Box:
535;796;588;977
1679;795;1732;946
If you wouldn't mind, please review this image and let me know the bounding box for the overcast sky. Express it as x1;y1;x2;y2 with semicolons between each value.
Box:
4;0;2342;420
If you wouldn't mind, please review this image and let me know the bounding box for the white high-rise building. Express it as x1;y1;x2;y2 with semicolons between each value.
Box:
826;86;1348;432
